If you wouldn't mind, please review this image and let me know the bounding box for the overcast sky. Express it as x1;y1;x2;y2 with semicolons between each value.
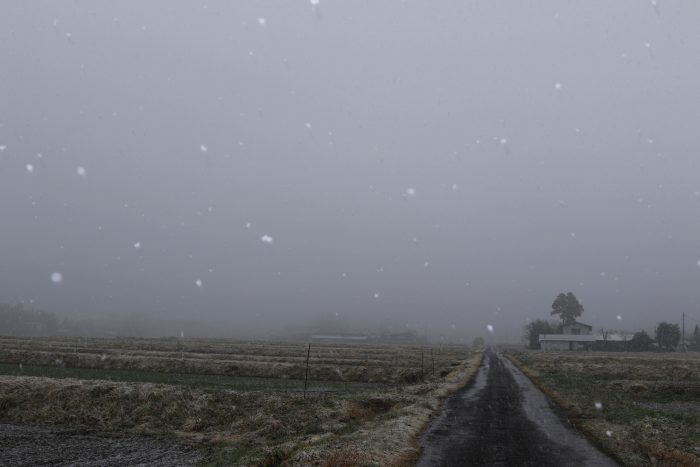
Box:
1;1;700;341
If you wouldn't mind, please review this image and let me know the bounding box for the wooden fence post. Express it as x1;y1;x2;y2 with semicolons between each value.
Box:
303;343;311;399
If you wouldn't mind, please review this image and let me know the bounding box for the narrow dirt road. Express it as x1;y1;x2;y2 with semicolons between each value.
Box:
417;349;617;467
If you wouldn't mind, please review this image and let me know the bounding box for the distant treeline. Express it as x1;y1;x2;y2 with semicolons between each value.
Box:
0;303;59;336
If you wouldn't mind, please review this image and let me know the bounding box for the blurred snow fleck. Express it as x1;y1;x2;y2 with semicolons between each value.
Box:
133;241;141;249
606;430;613;437
257;17;267;26
594;402;603;410
696;260;700;268
570;232;576;238
26;164;34;173
600;271;606;277
644;42;651;49
50;272;63;284
487;324;494;333
499;137;508;145
310;0;320;5
76;166;87;177
200;144;207;152
0;145;6;151
405;187;416;197
261;234;274;244
101;353;107;361
423;261;429;268
245;222;252;229
304;122;312;128
451;183;458;191
373;292;380;299
195;279;203;288
451;324;456;329
181;330;184;338
616;315;622;320
554;82;562;90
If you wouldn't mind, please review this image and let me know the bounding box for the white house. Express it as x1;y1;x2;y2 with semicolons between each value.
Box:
540;321;595;351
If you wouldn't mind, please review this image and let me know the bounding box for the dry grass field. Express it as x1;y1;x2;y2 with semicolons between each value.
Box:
506;349;700;467
0;336;482;466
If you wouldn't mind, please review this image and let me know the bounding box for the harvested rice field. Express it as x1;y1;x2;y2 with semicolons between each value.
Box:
0;336;482;466
505;349;700;467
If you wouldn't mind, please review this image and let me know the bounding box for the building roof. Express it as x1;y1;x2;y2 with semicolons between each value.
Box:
566;321;593;329
539;334;596;342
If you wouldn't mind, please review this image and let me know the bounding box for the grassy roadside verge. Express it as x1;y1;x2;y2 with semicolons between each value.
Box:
505;350;700;467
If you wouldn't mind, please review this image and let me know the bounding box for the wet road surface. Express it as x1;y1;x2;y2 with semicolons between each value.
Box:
417;349;617;467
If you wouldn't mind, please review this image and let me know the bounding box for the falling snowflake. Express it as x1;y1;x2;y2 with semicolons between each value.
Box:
616;315;622;320
133;241;141;249
499;137;508;145
26;164;34;173
423;261;429;268
487;324;494;333
50;272;63;284
0;145;6;151
304;122;312;128
373;292;380;299
76;166;87;177
257;17;267;26
245;222;252;229
606;430;613;437
261;234;274;244
200;144;207;152
451;324;456;329
554;82;562;90
594;402;603;410
310;0;320;5
451;183;458;191
405;187;416;197
195;279;203;288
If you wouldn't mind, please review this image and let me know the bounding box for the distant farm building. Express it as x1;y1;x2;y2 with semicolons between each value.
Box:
540;321;595;351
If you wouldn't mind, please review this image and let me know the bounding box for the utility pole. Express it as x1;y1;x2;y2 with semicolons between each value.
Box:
682;312;686;352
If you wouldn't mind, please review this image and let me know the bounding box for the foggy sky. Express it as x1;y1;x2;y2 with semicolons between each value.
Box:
2;1;700;341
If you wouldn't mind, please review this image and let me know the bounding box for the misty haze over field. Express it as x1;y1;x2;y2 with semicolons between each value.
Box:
1;1;699;341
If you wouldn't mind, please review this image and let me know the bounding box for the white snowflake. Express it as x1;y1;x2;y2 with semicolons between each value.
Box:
451;183;458;191
606;430;613;437
405;187;416;197
200;144;207;152
261;234;274;244
499;137;508;145
304;122;312;128
50;272;63;284
487;324;494;333
554;82;562;90
26;164;34;173
257;17;267;26
76;166;87;177
594;402;603;410
195;279;203;288
373;292;380;299
133;242;141;249
616;315;622;320
310;0;320;5
0;145;6;151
